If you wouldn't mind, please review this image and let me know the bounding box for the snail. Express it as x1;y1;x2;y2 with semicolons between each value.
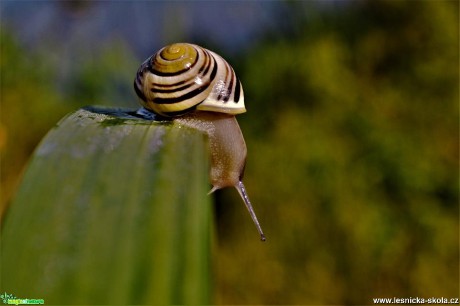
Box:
134;43;266;241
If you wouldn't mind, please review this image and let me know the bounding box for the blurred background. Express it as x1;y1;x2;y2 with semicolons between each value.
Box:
1;1;458;304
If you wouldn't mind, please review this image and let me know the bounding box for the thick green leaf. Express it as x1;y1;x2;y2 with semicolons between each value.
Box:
1;107;213;305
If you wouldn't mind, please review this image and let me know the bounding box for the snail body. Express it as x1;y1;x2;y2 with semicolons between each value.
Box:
134;43;265;241
176;111;246;192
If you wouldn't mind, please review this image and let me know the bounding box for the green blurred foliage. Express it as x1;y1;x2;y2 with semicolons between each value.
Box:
0;32;72;214
1;0;458;304
0;33;138;214
215;1;458;304
65;40;139;108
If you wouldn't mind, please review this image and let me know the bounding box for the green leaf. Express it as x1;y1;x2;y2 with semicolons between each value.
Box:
1;107;213;305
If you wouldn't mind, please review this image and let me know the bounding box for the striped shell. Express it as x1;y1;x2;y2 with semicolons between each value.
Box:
134;43;245;117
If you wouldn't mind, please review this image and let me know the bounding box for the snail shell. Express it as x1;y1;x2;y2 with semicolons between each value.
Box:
134;43;245;117
134;43;265;241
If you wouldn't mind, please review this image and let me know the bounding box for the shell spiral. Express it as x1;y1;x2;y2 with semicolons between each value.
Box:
134;43;246;117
